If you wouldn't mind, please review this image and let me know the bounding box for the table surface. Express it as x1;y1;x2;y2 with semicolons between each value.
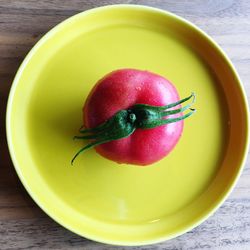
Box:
0;0;249;249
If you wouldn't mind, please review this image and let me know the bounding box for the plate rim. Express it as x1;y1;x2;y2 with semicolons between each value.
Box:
6;4;250;246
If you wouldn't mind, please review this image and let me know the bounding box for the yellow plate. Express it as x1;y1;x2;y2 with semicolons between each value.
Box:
6;5;249;245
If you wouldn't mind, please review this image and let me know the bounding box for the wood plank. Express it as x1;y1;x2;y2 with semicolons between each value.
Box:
0;198;249;249
0;0;249;249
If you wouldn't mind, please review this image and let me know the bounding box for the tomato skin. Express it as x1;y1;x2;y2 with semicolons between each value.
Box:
83;69;183;166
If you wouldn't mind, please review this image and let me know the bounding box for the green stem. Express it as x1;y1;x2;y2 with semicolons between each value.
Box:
159;101;194;117
133;92;195;111
140;109;196;129
72;92;196;164
71;139;110;165
79;119;113;134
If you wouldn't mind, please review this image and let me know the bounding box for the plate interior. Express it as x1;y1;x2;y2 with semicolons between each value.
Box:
8;6;248;244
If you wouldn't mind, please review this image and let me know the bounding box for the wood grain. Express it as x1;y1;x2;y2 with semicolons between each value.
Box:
0;0;249;249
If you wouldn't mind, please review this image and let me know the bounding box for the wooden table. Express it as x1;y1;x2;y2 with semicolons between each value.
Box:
0;1;249;249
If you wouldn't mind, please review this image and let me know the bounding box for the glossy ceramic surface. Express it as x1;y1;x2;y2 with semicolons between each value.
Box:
6;5;249;245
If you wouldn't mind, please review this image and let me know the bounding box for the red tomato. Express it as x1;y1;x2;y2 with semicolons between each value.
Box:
81;69;191;166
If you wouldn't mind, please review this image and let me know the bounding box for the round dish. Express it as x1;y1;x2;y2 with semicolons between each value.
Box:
6;5;249;245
